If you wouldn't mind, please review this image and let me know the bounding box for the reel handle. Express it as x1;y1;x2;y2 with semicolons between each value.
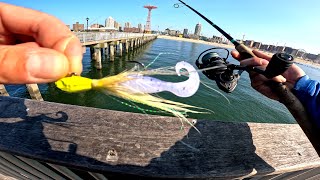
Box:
264;53;294;78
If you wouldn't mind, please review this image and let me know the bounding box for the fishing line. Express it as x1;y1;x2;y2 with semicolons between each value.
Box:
109;95;163;113
200;81;230;104
10;86;25;96
145;52;180;69
124;99;167;131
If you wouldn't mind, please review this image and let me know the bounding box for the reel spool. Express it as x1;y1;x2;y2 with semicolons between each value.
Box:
195;48;240;93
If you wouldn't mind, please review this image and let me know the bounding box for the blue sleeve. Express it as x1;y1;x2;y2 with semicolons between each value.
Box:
293;75;320;128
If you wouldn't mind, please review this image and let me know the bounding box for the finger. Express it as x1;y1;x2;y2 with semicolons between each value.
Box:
0;34;36;45
0;45;69;84
271;75;286;83
14;34;36;44
252;50;272;61
240;57;269;66
231;50;241;60
0;3;82;75
15;42;40;48
0;34;14;45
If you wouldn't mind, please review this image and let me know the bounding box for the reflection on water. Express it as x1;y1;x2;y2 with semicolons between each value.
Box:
5;39;319;124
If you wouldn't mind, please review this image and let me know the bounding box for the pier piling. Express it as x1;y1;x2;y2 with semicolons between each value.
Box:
125;40;129;53
95;47;102;69
26;84;43;101
130;40;134;51
0;85;9;96
118;42;123;56
109;42;115;61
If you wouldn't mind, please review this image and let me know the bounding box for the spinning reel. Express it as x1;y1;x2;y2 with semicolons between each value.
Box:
195;48;294;93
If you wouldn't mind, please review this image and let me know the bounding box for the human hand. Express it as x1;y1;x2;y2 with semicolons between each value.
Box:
231;49;306;101
0;3;83;84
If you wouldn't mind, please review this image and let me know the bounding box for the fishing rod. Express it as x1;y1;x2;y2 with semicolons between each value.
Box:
177;0;254;59
176;0;320;156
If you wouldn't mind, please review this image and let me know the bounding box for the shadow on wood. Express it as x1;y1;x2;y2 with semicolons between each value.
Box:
0;96;275;179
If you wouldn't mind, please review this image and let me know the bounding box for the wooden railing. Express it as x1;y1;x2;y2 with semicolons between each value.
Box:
0;96;319;179
74;32;157;45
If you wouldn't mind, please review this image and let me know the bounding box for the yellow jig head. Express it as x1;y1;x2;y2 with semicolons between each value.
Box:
55;76;93;93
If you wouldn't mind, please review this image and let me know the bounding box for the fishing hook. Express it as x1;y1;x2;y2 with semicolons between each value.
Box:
127;60;146;70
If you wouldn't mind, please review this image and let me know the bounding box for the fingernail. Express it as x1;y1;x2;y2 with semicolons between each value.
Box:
27;51;68;79
64;37;83;75
261;59;269;65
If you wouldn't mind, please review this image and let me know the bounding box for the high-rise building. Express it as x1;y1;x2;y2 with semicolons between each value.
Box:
183;29;188;37
124;22;131;28
114;21;120;30
137;23;143;33
105;16;115;28
72;22;84;32
194;23;201;37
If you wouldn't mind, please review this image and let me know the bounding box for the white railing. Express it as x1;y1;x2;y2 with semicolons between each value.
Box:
74;32;157;44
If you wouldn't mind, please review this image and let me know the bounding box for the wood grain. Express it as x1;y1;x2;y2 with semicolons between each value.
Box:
0;96;319;179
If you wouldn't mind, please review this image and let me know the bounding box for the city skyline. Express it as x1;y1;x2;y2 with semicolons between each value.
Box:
3;0;320;54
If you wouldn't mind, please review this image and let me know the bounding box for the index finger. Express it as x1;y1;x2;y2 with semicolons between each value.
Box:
252;50;272;61
0;3;82;75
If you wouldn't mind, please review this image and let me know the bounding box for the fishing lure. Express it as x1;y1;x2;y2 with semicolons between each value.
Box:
120;61;200;97
55;61;208;131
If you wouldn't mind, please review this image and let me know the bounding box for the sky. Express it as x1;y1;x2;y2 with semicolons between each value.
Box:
3;0;320;54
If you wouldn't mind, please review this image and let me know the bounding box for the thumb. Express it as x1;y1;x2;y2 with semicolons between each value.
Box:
0;45;69;84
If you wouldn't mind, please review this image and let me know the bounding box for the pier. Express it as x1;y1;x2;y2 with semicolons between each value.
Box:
0;96;319;179
76;32;157;64
0;32;320;179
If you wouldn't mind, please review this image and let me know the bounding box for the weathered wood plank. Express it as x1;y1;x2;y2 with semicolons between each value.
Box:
0;96;319;179
16;156;65;180
0;152;51;179
287;167;320;180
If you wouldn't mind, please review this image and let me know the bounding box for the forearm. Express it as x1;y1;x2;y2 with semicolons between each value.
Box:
293;75;320;128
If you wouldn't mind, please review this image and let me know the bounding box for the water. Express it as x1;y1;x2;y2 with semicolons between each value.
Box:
5;38;320;124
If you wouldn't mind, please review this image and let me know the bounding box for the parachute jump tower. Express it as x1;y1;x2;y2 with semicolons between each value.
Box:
144;5;157;33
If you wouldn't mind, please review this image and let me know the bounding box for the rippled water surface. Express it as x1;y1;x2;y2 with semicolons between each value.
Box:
6;38;320;124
